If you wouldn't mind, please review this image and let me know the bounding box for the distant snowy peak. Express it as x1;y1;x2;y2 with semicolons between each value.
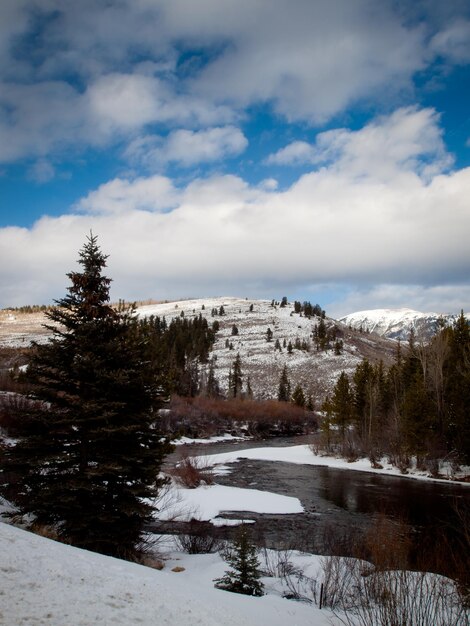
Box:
339;308;455;342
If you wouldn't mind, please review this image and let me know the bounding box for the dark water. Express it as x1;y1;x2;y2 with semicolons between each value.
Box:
167;437;469;575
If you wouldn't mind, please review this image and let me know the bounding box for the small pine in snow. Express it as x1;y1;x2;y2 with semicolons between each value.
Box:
214;525;264;597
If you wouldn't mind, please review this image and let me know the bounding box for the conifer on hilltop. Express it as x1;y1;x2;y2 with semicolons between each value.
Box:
3;234;171;559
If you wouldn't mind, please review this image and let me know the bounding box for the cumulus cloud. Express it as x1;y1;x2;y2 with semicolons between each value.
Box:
430;19;470;63
1;107;469;311
76;175;179;215
186;0;426;122
267;107;453;182
126;126;248;168
0;0;468;163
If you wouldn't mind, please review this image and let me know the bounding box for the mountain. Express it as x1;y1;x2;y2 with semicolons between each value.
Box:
1;297;398;401
134;297;397;400
339;308;455;342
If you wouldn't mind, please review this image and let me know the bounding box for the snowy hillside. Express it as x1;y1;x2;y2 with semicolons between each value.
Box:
0;521;331;626
135;297;395;399
0;297;398;399
339;308;456;342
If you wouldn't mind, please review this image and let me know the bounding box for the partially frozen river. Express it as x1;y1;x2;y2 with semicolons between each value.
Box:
167;436;469;576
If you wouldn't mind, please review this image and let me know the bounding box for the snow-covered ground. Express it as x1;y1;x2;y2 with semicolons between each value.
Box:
155;481;303;524
1;439;468;625
0;518;334;626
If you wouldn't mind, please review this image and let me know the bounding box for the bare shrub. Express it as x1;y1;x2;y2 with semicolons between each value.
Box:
169;452;214;488
320;514;469;626
175;521;223;554
0;393;44;435
324;563;469;626
363;514;411;571
164;395;316;439
260;547;320;603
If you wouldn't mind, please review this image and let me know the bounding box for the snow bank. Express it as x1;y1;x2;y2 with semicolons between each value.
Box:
156;482;304;522
0;521;331;626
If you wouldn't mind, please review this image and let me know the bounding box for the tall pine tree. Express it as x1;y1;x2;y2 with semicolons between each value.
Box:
3;234;171;559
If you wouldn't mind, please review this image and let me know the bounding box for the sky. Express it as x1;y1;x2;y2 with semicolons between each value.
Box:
1;0;470;317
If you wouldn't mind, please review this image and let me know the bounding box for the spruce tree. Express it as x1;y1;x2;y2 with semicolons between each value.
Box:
291;383;306;407
229;353;243;398
3;234;171;559
214;525;264;596
331;371;353;442
278;365;291;401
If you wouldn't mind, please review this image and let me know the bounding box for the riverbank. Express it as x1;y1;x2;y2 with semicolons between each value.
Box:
188;442;470;485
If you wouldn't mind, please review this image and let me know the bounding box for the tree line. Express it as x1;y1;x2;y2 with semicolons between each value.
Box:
324;314;470;466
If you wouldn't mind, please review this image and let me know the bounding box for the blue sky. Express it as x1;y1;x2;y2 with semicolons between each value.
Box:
1;0;470;316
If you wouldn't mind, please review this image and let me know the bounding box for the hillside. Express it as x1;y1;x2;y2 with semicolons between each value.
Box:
0;520;330;626
0;297;398;401
139;297;398;400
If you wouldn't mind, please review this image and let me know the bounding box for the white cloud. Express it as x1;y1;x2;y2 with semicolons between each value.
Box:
266;141;317;166
430;19;470;63
0;81;87;162
86;74;164;132
267;107;453;182
27;159;55;183
185;0;426;122
76;175;179;215
1;108;469;309
126;126;248;168
0;0;468;164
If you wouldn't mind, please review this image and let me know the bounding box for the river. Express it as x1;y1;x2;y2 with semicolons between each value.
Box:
167;436;469;576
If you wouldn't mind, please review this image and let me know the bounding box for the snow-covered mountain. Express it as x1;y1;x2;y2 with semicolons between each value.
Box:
339;308;455;342
134;297;397;399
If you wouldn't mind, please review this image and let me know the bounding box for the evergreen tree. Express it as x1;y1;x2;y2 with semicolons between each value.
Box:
231;324;239;336
2;234;171;559
334;339;343;355
245;376;253;399
443;311;470;460
214;525;264;596
331;371;353;442
266;327;273;342
206;358;221;398
306;394;315;411
278;365;291;401
291;383;306;407
229;353;243;398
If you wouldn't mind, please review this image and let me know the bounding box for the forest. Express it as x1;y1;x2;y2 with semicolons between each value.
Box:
324;314;470;467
